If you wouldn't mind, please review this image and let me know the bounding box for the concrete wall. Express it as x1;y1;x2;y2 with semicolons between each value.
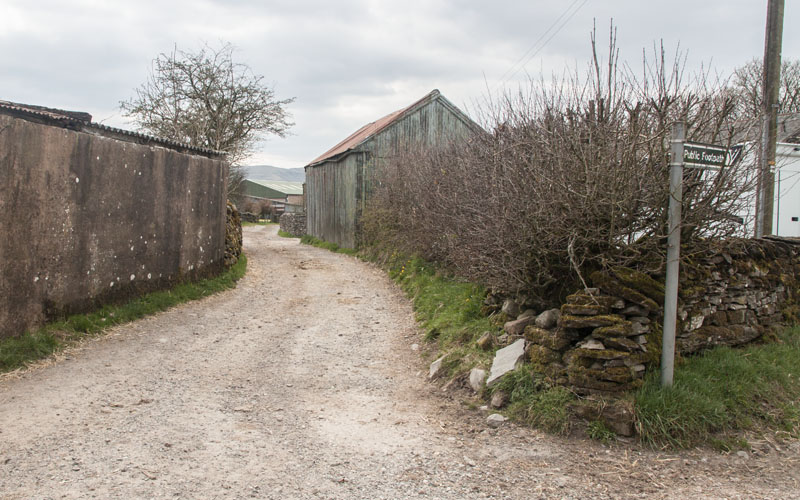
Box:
0;112;228;338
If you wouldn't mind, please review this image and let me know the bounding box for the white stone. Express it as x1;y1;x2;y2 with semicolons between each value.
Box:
429;356;445;379
487;414;508;428
486;339;526;387
580;339;605;350
468;368;487;392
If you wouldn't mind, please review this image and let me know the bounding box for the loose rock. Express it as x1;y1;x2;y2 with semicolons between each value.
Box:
490;391;508;409
486;339;526;387
429;356;445;379
486;414;508;428
535;308;561;329
468;368;487;392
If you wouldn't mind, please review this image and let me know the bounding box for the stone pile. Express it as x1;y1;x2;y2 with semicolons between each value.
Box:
279;212;307;237
224;201;243;267
524;278;656;394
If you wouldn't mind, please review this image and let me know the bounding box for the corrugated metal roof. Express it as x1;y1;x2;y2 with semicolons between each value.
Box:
0;99;224;158
307;89;443;166
247;180;304;195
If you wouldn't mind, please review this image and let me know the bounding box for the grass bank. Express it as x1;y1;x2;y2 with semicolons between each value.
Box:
380;252;576;433
635;325;800;449
0;255;247;373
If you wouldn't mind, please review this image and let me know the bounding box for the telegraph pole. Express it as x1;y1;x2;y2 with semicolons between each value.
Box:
756;0;784;237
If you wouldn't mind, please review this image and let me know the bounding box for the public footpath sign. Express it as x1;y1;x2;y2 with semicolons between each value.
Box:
662;128;730;387
683;142;728;169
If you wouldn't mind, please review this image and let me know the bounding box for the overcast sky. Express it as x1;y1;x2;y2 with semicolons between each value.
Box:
3;0;797;168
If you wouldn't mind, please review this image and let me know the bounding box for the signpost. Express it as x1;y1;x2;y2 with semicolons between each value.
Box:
661;124;729;387
683;142;728;170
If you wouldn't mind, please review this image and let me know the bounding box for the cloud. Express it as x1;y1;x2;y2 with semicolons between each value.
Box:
1;0;796;167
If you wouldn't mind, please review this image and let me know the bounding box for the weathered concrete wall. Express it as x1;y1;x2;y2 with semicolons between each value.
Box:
0;113;228;338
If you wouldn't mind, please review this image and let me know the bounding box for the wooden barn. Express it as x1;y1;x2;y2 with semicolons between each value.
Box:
304;89;480;248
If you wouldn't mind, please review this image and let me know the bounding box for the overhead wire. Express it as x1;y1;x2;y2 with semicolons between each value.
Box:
492;0;589;93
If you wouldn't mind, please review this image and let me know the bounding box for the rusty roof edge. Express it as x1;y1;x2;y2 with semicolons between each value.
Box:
0;100;225;159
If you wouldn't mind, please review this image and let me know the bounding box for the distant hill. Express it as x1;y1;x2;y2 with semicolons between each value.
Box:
244;165;305;183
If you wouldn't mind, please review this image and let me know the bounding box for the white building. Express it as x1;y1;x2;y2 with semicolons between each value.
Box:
774;143;800;237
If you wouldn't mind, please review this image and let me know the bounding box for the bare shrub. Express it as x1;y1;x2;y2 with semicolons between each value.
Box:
364;27;758;305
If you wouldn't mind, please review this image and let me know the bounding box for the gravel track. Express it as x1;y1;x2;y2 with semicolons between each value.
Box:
1;225;798;499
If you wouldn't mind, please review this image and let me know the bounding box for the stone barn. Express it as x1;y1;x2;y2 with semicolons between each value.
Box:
304;89;481;249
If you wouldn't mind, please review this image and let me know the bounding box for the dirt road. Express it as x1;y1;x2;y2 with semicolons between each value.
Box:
1;225;798;499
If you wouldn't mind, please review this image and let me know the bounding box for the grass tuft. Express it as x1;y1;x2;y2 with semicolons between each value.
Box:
0;255;247;373
278;229;299;238
488;364;575;434
300;235;358;255
635;325;800;448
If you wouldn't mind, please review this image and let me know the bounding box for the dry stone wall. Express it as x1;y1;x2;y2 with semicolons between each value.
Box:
506;238;799;395
225;202;243;267
279;213;307;237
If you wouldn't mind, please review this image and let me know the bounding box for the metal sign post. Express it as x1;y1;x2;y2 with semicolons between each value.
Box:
661;122;685;388
661;126;729;388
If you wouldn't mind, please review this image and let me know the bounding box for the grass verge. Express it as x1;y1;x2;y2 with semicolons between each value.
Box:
278;229;299;238
635;325;800;449
242;220;275;227
384;254;495;374
300;235;358;256
0;255;247;373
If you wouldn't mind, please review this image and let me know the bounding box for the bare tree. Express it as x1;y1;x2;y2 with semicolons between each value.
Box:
121;43;295;197
731;58;800;119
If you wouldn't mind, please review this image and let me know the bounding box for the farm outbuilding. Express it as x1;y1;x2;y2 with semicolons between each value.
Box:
304;89;481;249
241;179;305;215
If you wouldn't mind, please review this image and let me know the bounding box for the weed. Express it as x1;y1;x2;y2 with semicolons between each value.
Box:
710;436;751;452
278;229;299;238
0;255;247;373
508;386;575;435
587;420;617;443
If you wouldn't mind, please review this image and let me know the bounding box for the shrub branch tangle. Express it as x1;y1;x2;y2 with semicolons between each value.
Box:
364;27;759;305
